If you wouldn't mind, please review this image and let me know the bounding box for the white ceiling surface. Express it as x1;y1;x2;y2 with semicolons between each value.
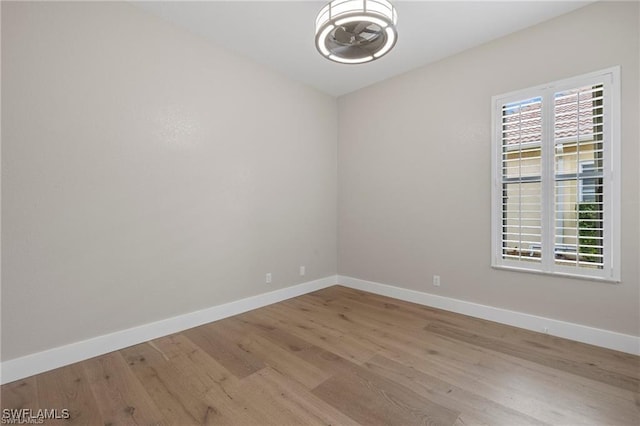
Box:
135;1;593;97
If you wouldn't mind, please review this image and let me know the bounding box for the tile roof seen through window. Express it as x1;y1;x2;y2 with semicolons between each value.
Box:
502;85;602;146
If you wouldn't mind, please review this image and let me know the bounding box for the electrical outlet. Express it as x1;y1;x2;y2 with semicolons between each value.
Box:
266;273;272;284
299;265;306;276
433;275;441;286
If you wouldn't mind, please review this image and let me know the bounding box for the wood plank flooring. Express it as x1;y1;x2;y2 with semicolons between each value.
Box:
2;285;639;425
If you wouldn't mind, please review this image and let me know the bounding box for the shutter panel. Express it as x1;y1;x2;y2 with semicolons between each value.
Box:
500;97;543;262
553;84;605;269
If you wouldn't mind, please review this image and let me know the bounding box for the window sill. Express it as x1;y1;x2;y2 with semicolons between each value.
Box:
491;264;620;284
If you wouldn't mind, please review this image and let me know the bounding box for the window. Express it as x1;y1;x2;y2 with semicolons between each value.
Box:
491;67;620;281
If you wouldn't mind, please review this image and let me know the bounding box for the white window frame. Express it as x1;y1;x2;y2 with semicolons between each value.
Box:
578;161;597;203
491;66;621;282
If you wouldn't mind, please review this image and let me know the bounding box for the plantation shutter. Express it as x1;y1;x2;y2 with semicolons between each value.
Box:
500;97;543;262
553;84;605;270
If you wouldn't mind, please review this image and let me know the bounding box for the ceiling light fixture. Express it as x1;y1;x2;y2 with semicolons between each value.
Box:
315;0;398;64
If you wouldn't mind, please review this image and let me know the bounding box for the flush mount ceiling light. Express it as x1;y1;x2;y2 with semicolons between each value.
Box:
315;0;398;64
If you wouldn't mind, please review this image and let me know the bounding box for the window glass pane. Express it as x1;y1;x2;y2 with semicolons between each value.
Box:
503;147;541;179
500;97;542;263
502;181;542;262
502;97;542;147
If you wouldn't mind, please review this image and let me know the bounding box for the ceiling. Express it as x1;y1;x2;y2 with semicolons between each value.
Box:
135;0;593;97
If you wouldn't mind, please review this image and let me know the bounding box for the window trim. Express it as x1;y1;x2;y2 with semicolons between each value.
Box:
491;66;621;282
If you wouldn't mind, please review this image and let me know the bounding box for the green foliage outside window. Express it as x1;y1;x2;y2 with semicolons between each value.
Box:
578;203;602;264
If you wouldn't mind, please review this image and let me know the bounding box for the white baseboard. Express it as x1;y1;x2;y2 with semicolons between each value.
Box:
0;275;338;385
338;275;640;356
3;273;637;384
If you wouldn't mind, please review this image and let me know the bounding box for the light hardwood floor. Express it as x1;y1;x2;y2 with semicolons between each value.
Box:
2;285;639;425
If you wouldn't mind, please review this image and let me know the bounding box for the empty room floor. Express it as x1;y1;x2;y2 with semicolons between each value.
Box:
1;285;639;425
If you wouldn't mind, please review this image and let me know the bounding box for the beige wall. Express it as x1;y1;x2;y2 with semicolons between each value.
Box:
1;1;337;360
338;1;639;335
